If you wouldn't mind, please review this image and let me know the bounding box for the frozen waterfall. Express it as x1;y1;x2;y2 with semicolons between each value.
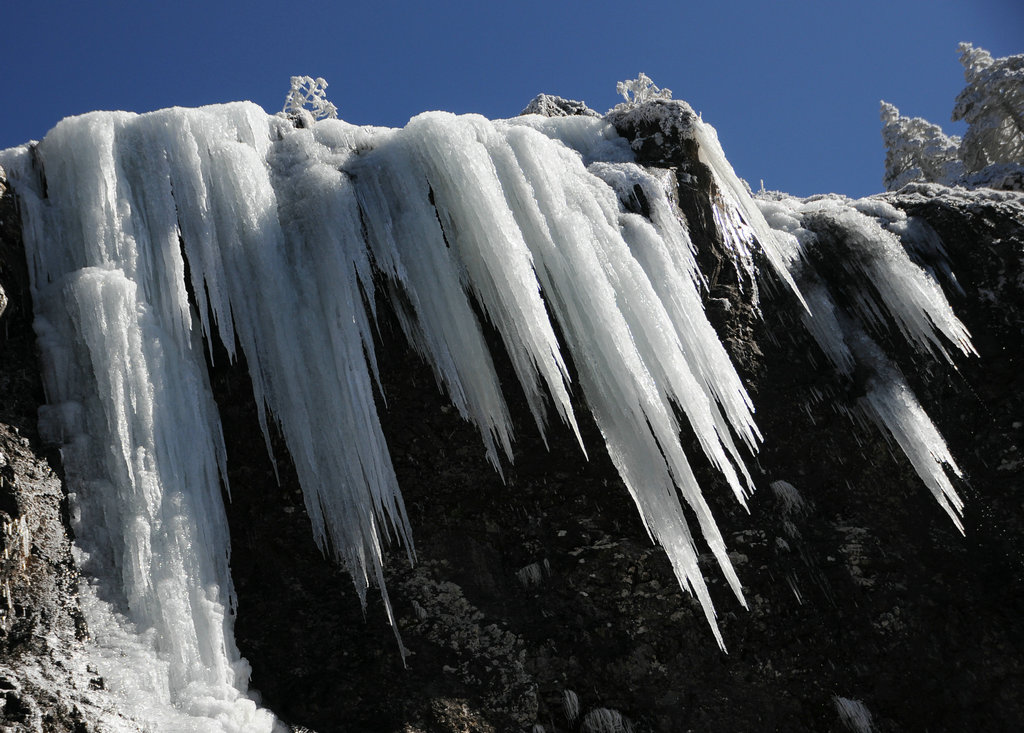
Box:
0;97;973;729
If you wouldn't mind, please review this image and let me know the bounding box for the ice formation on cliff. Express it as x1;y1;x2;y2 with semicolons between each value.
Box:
757;192;973;529
0;94;973;727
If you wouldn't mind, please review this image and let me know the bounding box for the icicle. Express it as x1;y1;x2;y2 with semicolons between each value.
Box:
689;119;805;305
353;112;582;456
563;689;581;726
581;708;633;733
757;191;970;530
834;697;877;733
853;333;965;531
765;193;974;362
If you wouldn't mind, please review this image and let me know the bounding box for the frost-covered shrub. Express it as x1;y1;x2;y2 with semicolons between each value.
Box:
881;43;1024;190
953;42;1024;172
880;101;963;189
281;75;338;125
613;73;673;109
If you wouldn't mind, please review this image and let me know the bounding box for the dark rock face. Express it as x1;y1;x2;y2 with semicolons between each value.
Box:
1;118;1023;733
730;184;1024;732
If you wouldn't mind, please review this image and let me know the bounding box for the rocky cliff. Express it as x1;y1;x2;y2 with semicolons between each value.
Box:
0;99;1022;732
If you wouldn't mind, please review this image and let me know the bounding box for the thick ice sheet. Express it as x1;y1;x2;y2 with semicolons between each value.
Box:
4;101;770;668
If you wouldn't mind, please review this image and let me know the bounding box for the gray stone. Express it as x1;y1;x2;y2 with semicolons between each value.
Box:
520;93;600;118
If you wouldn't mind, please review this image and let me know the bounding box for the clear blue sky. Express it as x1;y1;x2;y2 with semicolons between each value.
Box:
2;0;1020;198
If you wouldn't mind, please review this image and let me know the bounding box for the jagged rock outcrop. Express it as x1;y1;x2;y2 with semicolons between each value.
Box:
519;94;601;119
0;104;1022;733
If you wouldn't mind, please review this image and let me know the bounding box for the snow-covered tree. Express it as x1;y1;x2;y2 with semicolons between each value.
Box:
880;101;963;190
281;75;338;127
614;73;672;109
881;44;1024;190
952;43;1024;172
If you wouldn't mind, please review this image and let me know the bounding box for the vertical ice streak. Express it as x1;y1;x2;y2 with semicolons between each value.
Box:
853;332;965;531
353;116;521;468
157;108;414;622
589;162;760;455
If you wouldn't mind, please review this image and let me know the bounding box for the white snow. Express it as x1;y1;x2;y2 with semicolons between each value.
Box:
507;112;634;165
